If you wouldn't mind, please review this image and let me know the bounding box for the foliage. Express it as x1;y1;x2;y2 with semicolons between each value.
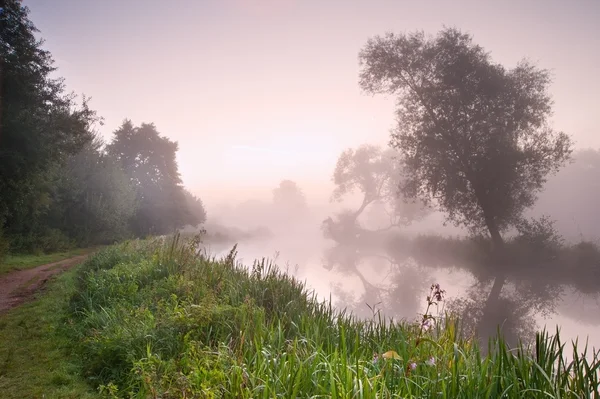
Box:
0;0;99;240
107;121;202;236
44;139;137;246
359;28;572;244
0;227;8;264
64;237;599;397
8;227;74;254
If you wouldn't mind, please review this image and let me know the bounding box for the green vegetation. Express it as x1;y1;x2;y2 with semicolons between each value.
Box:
61;236;598;398
0;1;206;256
0;268;99;398
0;247;95;276
2;2;600;396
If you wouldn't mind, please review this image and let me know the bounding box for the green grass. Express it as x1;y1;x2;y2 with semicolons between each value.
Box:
62;235;599;398
0;247;96;276
0;267;100;398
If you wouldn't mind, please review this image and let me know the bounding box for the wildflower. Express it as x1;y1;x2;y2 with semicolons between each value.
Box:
426;356;436;366
430;283;446;302
422;317;433;331
409;362;417;370
372;352;379;364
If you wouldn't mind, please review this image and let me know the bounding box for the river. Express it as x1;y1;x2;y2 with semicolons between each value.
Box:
203;226;600;360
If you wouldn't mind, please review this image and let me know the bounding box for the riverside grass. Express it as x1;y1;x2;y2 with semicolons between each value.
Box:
66;235;599;398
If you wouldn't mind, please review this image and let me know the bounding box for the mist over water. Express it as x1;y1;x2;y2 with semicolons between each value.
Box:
203;214;600;353
200;158;600;360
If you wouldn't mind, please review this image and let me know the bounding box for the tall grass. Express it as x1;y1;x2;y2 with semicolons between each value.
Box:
68;235;599;398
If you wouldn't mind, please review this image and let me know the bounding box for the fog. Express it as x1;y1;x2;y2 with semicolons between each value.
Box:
199;149;600;357
24;0;600;357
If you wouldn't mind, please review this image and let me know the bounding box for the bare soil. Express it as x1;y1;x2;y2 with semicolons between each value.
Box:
0;255;89;313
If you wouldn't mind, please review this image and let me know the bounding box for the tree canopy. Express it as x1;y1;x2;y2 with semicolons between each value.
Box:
1;0;99;249
359;28;572;247
107;120;206;236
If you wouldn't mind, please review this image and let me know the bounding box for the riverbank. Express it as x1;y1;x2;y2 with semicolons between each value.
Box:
1;236;598;397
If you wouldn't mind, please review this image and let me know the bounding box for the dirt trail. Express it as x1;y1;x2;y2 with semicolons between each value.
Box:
0;255;89;313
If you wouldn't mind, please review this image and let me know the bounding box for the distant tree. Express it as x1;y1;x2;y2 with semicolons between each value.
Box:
272;180;308;217
328;145;428;229
107;120;196;236
0;0;98;247
359;27;572;331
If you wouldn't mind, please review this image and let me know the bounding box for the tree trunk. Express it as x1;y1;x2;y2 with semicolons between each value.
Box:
353;195;373;221
479;213;507;344
484;215;506;298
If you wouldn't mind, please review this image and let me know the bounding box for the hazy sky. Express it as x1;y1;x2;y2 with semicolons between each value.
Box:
24;0;600;207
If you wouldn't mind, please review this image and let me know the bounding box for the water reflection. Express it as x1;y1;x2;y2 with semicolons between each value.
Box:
322;244;430;321
204;232;600;355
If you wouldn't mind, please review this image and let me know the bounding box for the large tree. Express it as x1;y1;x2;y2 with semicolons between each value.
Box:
358;28;572;331
0;0;98;245
107;120;203;236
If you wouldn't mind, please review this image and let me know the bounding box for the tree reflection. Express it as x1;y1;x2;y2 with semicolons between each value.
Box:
322;227;600;349
322;244;431;322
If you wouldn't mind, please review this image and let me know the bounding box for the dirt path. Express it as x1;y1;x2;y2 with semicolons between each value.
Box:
0;254;89;313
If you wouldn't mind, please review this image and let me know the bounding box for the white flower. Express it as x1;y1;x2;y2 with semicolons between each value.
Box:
422;318;433;331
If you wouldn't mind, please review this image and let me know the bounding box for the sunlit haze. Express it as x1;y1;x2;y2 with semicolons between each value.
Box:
24;0;600;207
3;1;600;391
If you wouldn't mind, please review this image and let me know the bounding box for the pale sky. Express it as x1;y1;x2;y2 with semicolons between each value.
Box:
24;0;600;207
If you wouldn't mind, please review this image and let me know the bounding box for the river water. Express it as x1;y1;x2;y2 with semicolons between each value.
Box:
203;228;600;360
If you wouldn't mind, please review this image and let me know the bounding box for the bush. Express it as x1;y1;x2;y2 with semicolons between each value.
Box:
0;226;9;263
8;228;73;254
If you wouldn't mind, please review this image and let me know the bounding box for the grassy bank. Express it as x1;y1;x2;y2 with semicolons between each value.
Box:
61;236;598;398
0;247;97;276
0;268;99;398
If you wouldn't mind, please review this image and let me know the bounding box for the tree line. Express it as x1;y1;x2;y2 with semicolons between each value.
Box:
0;1;205;257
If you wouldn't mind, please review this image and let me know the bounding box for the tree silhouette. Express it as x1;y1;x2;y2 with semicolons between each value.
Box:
272;180;308;221
107;120;203;236
359;28;572;337
323;145;429;242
